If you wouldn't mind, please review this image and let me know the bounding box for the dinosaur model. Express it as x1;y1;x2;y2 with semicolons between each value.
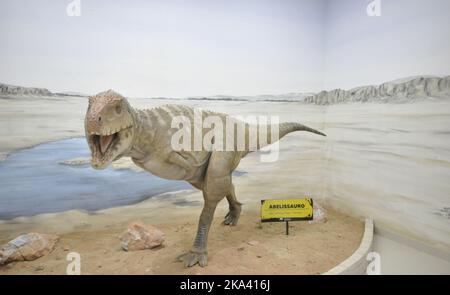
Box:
84;90;326;267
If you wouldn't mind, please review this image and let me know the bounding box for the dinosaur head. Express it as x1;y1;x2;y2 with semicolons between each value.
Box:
85;90;135;169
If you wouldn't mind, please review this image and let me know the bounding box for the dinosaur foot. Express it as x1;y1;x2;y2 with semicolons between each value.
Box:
177;250;208;267
223;210;240;226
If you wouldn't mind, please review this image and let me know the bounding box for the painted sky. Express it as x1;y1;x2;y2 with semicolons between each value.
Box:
323;0;450;90
0;0;325;97
0;0;449;97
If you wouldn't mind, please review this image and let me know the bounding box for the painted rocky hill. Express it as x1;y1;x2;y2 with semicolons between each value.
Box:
304;76;450;105
0;83;53;96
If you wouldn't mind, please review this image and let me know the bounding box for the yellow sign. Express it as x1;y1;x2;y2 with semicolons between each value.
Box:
261;198;313;222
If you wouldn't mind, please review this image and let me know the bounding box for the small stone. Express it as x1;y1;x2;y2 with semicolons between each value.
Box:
237;247;245;251
0;233;59;265
256;255;262;258
63;245;70;251
34;265;45;271
309;203;328;224
120;221;165;251
247;240;259;246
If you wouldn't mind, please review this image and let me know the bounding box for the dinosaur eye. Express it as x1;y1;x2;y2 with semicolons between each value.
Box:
115;105;122;114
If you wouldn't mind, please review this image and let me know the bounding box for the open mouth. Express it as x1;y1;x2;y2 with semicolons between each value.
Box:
89;126;131;157
92;132;119;156
87;124;132;165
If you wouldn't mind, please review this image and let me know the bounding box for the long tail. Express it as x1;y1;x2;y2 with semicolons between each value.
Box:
278;122;326;138
241;122;326;155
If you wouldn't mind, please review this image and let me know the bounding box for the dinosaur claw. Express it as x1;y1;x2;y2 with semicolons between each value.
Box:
177;250;208;268
199;254;208;267
223;215;233;225
223;210;240;226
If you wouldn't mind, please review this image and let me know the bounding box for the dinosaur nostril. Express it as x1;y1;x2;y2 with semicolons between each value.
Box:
98;116;102;122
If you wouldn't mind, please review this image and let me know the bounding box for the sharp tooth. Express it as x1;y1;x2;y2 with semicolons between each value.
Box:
99;134;114;154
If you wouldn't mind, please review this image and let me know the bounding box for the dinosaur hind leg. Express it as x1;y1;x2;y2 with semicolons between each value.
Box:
223;183;242;226
177;197;218;267
177;151;235;267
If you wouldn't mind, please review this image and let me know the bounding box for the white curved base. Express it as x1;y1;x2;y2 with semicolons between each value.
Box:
323;218;374;275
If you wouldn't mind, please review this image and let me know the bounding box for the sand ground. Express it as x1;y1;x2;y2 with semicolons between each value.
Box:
0;197;363;275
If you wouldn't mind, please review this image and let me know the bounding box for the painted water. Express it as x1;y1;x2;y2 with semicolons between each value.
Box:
0;138;192;219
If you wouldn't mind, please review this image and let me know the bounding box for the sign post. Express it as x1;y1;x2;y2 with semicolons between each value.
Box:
261;198;313;235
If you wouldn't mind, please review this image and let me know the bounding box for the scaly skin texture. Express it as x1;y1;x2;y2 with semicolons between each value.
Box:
85;90;326;267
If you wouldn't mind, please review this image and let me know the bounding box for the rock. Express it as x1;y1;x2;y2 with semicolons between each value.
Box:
58;157;90;167
0;233;59;265
308;203;328;224
120;222;164;251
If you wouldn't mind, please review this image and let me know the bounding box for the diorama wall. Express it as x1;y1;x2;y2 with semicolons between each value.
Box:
316;0;450;255
0;0;449;266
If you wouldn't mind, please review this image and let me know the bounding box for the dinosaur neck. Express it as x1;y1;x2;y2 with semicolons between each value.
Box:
127;108;156;161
